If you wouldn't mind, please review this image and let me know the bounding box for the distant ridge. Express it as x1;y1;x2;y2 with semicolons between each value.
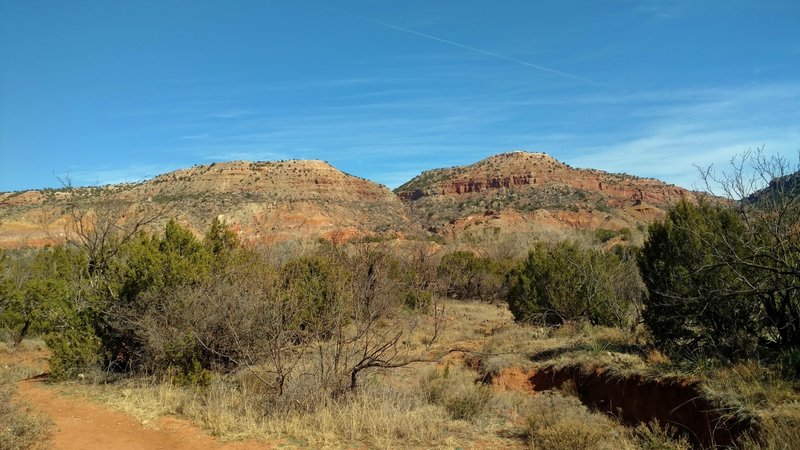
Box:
1;152;699;248
394;151;696;237
0;160;413;248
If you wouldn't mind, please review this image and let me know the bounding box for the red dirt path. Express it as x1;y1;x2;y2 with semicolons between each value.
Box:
17;379;272;450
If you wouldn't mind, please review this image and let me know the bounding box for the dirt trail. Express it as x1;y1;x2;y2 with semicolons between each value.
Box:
17;379;271;450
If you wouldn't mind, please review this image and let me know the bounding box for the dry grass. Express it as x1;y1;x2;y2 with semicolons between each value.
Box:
0;338;47;356
56;302;523;448
458;304;800;449
740;410;800;450
42;301;800;448
522;390;633;450
433;300;514;344
698;362;800;449
0;351;53;450
518;390;692;450
701;362;798;414
631;421;690;450
478;319;649;379
65;367;494;449
421;366;493;422
61;306;520;448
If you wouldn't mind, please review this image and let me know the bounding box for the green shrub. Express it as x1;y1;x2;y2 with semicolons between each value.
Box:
113;220;212;308
204;217;239;258
280;255;352;338
46;324;101;380
437;251;483;299
638;201;761;358
101;220;214;372
1;248;87;344
403;289;434;311
507;242;642;327
437;251;507;301
594;228;617;243
640;151;800;361
0;247;103;379
171;357;213;388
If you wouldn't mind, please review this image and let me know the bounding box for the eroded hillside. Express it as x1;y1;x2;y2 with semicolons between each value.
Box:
0;152;702;249
0;160;414;248
395;151;696;237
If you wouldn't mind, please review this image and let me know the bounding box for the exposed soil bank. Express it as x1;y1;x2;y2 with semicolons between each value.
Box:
488;365;753;449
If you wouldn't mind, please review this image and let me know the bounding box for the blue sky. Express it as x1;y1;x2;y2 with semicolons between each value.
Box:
1;0;798;192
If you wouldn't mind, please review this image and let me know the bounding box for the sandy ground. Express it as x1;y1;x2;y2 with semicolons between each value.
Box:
11;361;272;449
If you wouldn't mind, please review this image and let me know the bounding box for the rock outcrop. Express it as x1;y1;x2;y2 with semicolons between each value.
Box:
395;151;696;237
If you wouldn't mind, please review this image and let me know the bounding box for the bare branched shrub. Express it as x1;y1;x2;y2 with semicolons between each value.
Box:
700;149;800;353
129;241;446;405
57;177;174;276
300;242;445;393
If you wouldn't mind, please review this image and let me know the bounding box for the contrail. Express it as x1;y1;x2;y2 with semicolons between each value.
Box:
293;0;603;87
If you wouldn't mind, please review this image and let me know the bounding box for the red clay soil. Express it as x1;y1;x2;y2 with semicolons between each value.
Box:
488;367;535;392
17;379;272;450
488;366;753;449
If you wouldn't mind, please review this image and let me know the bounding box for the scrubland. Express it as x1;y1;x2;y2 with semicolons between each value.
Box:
0;302;693;449
1;151;799;449
8;296;796;449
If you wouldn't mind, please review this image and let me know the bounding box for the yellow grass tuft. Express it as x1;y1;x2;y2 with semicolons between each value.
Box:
522;391;634;450
0;366;53;450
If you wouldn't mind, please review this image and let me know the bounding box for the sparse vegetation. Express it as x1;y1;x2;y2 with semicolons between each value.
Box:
422;366;493;421
0;346;53;449
522;391;633;450
2;150;799;448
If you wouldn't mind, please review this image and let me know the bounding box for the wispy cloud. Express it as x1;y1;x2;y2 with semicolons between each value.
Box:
154;79;797;189
82;73;800;191
208;110;255;119
296;0;603;87
67;163;187;186
564;83;800;189
628;0;687;19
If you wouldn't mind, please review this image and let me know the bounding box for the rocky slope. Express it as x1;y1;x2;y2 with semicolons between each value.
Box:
395;151;696;237
1;152;700;249
746;170;800;204
0;160;413;248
